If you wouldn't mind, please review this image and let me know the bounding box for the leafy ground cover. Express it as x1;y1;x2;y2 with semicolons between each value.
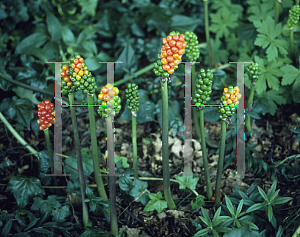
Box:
0;0;300;236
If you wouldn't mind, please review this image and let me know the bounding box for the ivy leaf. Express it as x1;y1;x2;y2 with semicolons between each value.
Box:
78;0;98;17
129;179;149;205
114;154;129;168
52;205;71;222
31;196;61;220
253;16;288;62
210;9;239;39
6;176;45;208
143;191;167;214
175;176;199;190
12;87;40;105
281;65;300;85
191;195;205;209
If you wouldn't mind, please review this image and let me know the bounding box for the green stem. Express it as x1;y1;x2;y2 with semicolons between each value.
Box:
292;224;300;237
114;64;154;87
132;114;138;179
215;120;227;208
87;94;108;202
162;82;176;210
68;93;89;228
297;0;300;5
192;65;201;140
107;115;118;236
0;112;38;157
246;83;256;132
290;29;294;59
199;109;213;200
204;0;214;68
274;0;280;24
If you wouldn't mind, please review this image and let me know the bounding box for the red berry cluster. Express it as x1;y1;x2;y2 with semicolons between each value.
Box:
37;100;55;130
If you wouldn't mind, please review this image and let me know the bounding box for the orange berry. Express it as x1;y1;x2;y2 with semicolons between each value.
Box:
182;42;187;48
71;63;75;69
161;58;168;65
74;68;79;73
161;50;168;58
174;60;180;65
108;89;115;97
73;58;79;64
168;69;174;74
79;57;84;63
169;62;175;68
163;64;171;71
103;94;110;101
173;54;179;59
169;40;176;47
167;36;172;41
61;71;66;77
178;49;185;55
102;87;108;94
176;41;183;49
39;126;44;130
179;34;185;41
84;70;89;75
64;77;70;82
225;94;230;99
78;70;84;76
211;196;215;201
163;38;167;44
164;43;171;49
227;99;232;104
172;34;179;41
66;69;70;76
167;56;174;62
224;88;228;93
62;65;68;71
230;94;236;100
67;81;73;86
167;49;173;56
171;47;178;54
98;93;104;100
77;63;83;69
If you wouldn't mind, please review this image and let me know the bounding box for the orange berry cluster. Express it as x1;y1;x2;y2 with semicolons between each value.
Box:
161;31;187;74
211;189;223;201
221;86;242;106
61;64;77;95
37;100;55;130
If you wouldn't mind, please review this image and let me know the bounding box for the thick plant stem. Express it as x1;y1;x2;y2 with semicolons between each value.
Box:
43;128;58;189
199;109;212;200
0;112;38;157
204;0;214;68
192;65;201;140
215;120;227;208
246;84;256;132
87;94;108;202
132;114;138;179
275;0;280;24
290;29;294;59
162;82;176;210
107;115;118;236
68;93;89;228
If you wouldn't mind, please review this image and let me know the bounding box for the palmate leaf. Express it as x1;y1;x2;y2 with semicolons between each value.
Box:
247;0;275;22
175;176;199;190
210;9;239;39
143;191;167;214
210;38;228;64
253;16;288;61
211;0;243;19
281;65;300;85
31;196;61;219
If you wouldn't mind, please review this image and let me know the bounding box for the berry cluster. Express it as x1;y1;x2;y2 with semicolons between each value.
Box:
219;86;242;120
287;5;300;28
37;100;55;130
193;69;213;106
97;84;121;118
125;83;140;111
245;62;261;82
184;31;200;62
153;31;186;78
69;54;97;94
61;64;77;95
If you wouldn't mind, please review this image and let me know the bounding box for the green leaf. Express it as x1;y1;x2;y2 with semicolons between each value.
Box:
246;203;265;213
257;186;269;202
223;225;263;237
281;65;300;85
66;179;81;195
12;87;40;105
267;204;273;222
64;148;94;181
115;42;137;74
83;40;98;55
119;89;155;124
52;205;71;222
61;26;76;46
79;226;109;237
253;16;288;61
247;0;275;22
200;207;212;225
262;88;286;115
210;9;239;39
170;15;202;32
175;175;199;190
210;38;228;64
1;218;12;237
78;0;98;17
211;0;243;19
46;12;61;41
239;220;259;230
191;195;205;209
15;33;48;54
143;191;167;214
157;99;180;129
77;26;97;46
129;179;149;205
84;56;101;71
114;154;129;168
194;228;211;236
119;169;133;192
31;196;61;219
266;181;277;200
292;81;300;103
271;196;293;205
5;176;44;208
224;195;236;217
236;199;244;216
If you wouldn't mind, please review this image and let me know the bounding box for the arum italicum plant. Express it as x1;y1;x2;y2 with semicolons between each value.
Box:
153;31;186;210
125;83;140;179
60;62;90;228
215;86;242;208
97;83;122;236
286;4;300;58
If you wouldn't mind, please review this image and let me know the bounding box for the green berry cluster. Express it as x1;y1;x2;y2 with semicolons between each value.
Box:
97;84;122;118
125;83;140;111
184;31;200;62
219;105;237;120
287;5;300;28
69;54;98;94
245;62;261;82
153;53;170;78
193;69;213;106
